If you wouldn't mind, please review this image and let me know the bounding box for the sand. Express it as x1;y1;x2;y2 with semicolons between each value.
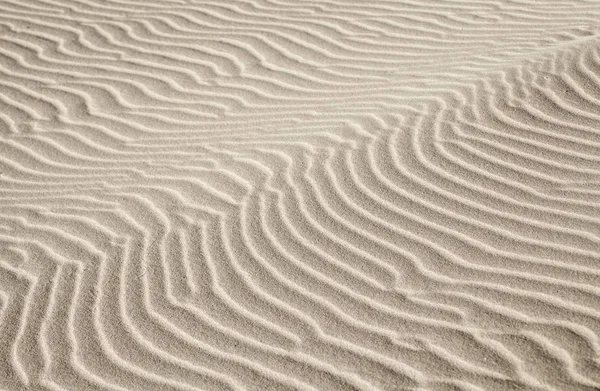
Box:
0;0;600;390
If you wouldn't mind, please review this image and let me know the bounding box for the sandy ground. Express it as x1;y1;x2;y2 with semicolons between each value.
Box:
1;0;600;390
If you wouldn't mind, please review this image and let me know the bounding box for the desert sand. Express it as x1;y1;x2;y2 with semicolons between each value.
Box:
1;0;600;390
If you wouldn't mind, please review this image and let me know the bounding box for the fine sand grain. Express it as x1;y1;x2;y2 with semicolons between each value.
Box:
1;0;600;390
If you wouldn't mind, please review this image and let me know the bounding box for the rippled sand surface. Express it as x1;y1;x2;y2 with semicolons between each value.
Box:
1;0;600;390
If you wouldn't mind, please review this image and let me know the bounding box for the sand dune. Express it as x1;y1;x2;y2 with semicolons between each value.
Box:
1;0;600;390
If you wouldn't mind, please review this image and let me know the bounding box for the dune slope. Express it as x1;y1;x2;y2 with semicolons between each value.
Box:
1;0;600;390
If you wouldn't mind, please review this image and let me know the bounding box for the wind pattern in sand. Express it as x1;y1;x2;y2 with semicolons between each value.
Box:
1;0;600;390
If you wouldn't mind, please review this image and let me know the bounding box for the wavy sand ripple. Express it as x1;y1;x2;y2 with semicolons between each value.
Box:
1;0;600;390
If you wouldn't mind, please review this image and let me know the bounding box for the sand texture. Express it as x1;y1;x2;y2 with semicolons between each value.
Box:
1;0;600;390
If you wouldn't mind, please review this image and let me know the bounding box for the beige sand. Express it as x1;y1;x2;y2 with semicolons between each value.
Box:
1;0;600;390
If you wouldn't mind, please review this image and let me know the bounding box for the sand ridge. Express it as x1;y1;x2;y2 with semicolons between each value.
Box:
0;0;600;390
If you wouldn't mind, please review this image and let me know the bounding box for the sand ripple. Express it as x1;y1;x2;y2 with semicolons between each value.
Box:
1;0;600;390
